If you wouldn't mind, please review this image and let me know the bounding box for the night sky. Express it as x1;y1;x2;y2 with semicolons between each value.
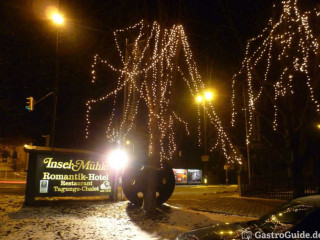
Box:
1;0;314;156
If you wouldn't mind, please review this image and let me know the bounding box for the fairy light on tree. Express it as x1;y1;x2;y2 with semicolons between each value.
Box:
86;20;242;211
231;0;320;197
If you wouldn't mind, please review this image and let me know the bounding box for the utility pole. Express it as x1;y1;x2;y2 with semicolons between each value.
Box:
203;102;208;174
50;1;62;148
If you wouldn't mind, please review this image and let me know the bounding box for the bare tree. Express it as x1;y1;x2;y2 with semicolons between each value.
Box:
232;0;320;197
86;20;242;212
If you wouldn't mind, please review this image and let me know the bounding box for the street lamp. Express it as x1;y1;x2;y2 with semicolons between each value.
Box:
107;149;129;170
204;91;214;101
49;9;64;147
196;90;214;153
196;90;214;176
196;95;203;103
51;13;64;25
107;148;129;201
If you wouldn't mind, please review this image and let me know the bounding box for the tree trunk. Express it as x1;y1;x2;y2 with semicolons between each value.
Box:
142;118;161;214
289;125;308;199
142;164;157;214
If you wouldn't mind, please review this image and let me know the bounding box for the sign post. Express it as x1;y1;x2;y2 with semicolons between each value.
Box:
201;155;209;162
224;164;234;185
24;146;113;205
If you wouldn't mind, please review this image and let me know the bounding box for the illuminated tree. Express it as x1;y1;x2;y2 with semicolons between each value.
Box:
232;0;320;197
86;20;242;212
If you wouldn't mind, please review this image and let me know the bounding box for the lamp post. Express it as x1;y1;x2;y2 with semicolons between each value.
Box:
50;10;64;148
107;148;129;201
196;90;214;175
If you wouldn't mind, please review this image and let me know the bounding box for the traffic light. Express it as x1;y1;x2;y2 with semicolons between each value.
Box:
26;97;34;111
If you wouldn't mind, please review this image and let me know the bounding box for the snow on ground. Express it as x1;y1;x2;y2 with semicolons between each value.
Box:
0;194;254;240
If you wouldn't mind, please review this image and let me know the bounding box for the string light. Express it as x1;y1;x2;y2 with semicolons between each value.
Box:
232;0;320;144
86;21;242;165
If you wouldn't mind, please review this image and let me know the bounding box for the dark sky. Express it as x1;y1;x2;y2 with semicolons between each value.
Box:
0;0;279;151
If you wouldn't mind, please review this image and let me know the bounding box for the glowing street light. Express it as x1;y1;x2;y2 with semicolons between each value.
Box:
48;8;65;147
107;149;129;170
204;91;214;101
51;13;64;25
196;95;203;103
195;89;215;177
317;123;320;130
195;90;216;153
195;90;215;104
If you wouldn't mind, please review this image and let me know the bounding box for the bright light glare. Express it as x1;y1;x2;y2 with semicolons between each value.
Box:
126;140;131;145
107;149;129;170
52;13;64;25
196;95;203;103
317;124;320;129
204;91;214;101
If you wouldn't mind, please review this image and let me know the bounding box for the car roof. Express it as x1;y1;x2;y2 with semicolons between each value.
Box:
293;195;320;208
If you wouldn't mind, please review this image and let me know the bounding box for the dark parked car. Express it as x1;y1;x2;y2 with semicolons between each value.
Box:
176;195;320;240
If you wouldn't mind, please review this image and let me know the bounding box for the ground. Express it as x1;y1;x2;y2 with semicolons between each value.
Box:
0;185;284;240
168;185;285;218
